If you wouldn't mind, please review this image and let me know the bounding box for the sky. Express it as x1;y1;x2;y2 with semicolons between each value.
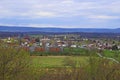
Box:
0;0;120;28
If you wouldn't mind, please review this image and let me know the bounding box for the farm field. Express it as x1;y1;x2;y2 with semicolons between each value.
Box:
30;56;89;68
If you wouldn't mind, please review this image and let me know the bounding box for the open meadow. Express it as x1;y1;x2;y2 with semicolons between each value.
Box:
30;56;89;68
29;55;120;80
0;45;120;80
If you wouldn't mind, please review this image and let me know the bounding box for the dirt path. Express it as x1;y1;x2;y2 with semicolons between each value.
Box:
96;53;119;63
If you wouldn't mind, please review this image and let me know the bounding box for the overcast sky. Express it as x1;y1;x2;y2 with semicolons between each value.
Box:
0;0;120;28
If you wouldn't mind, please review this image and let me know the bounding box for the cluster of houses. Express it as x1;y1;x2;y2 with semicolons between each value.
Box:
1;34;120;52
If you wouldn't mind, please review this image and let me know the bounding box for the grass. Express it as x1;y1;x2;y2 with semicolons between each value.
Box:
30;56;89;68
103;50;120;57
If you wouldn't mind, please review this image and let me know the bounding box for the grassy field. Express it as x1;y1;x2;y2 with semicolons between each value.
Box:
30;56;89;68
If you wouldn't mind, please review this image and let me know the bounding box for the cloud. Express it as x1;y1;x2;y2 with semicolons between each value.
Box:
0;23;77;28
0;0;107;18
0;0;120;28
0;0;120;19
88;15;120;19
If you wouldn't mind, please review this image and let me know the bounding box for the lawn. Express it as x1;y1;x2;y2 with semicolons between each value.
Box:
30;56;89;68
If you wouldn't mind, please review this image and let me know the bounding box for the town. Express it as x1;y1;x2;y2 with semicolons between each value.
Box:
1;33;120;54
0;0;120;79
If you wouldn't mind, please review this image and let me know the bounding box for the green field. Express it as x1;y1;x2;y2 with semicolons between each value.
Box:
30;56;89;68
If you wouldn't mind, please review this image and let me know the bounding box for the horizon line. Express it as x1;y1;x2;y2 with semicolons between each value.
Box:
0;25;119;29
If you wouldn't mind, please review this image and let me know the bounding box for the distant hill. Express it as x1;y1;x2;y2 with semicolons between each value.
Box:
0;26;120;33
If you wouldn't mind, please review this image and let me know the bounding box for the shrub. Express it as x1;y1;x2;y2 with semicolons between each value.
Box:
0;45;30;80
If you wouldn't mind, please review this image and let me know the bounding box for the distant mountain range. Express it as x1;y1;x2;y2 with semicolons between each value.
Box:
0;26;120;33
